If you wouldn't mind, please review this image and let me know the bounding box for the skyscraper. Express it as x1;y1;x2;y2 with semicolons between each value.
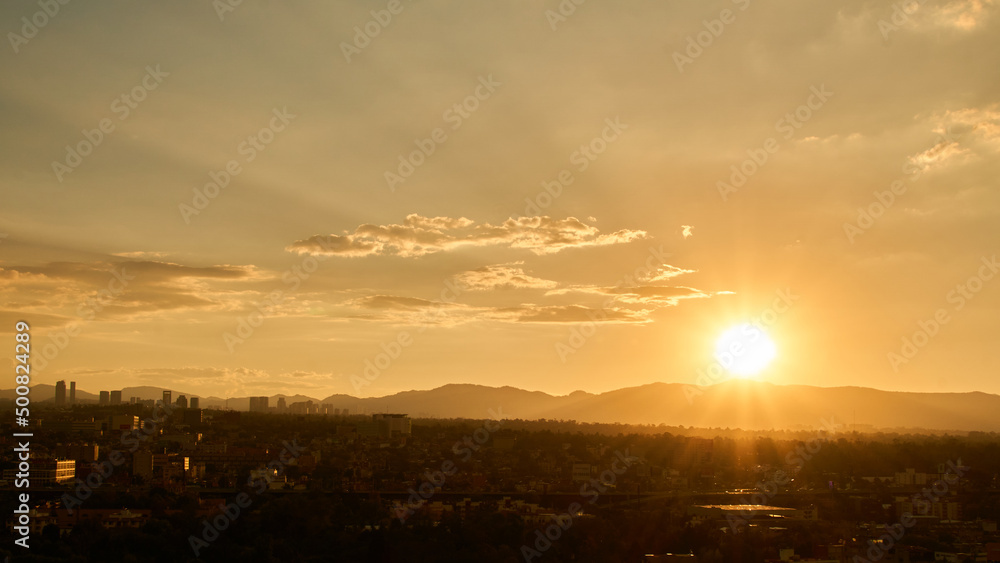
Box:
176;395;188;409
190;397;199;409
55;380;67;406
249;396;269;412
99;391;110;405
163;390;172;405
69;381;76;404
110;390;122;405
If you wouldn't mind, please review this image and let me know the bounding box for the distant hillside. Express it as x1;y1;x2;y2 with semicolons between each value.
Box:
0;384;99;403
0;385;334;411
314;381;1000;432
6;381;1000;432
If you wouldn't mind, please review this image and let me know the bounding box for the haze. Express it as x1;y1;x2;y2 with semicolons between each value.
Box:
1;0;998;401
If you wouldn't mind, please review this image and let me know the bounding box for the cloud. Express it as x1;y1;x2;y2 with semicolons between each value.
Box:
510;304;649;324
547;285;713;306
2;260;253;285
350;295;447;311
112;251;171;259
872;0;997;33
541;259;719;307
0;310;70;331
645;264;696;282
0;260;260;323
453;263;558;291
928;0;997;30
341;295;651;326
286;214;648;258
330;248;722;327
607;286;713;306
907;106;1000;170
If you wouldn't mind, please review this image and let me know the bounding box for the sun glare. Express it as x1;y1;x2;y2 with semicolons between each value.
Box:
714;323;777;378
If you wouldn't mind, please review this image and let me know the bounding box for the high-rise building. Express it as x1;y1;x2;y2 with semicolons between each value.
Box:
372;413;412;436
69;381;76;404
110;390;122;405
189;397;199;409
133;451;154;479
99;391;110;405
34;459;75;484
176;395;188;409
277;397;287;412
163;390;172;405
55;380;67;406
109;415;139;431
248;396;269;412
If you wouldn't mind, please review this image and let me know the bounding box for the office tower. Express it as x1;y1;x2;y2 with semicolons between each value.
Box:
110;390;122;405
190;397;199;409
176;395;188;409
55;380;67;406
99;391;110;405
163;390;172;405
69;381;76;404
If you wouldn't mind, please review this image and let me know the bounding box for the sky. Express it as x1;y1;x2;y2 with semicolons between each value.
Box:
1;0;998;400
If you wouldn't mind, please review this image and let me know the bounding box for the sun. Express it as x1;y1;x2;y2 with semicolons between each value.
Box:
714;323;777;378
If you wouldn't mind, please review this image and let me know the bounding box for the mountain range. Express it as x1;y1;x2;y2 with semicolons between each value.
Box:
5;381;1000;432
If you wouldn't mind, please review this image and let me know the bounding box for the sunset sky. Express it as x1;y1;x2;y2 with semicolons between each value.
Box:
1;0;998;400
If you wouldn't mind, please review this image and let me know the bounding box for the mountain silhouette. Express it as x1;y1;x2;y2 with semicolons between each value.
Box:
10;380;1000;432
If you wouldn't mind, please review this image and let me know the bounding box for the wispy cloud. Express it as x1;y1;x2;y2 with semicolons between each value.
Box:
341;295;651;326
286;215;647;258
0;260;260;323
454;262;558;291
